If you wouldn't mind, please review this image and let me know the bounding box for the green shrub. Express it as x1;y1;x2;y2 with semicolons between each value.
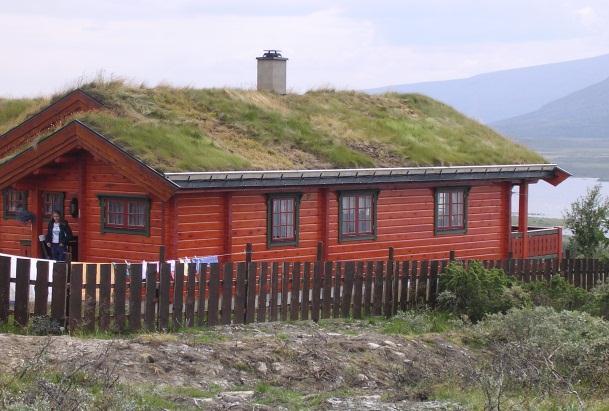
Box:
469;307;609;395
382;309;464;335
583;282;609;320
439;261;517;322
525;276;588;311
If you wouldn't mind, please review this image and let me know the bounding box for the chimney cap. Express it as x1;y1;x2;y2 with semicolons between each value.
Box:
257;50;288;61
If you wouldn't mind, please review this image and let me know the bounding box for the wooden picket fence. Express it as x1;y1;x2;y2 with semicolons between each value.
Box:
0;254;608;332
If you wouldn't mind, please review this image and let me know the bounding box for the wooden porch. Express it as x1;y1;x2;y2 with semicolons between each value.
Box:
510;226;563;258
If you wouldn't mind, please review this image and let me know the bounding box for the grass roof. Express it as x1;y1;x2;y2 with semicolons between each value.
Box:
1;80;544;172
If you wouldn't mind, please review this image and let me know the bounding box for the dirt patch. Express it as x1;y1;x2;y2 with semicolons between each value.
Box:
0;321;471;409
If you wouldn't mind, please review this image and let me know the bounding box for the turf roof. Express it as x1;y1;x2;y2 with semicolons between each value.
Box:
1;80;545;173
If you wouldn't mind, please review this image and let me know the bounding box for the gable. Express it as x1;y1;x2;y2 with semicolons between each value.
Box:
0;89;102;159
0;121;176;200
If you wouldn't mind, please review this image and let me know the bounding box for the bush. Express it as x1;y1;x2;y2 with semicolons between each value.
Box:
468;307;609;397
382;309;465;335
439;261;519;322
525;276;588;311
583;282;609;320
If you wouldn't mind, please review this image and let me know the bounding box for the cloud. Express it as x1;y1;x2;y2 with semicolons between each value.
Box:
1;2;609;97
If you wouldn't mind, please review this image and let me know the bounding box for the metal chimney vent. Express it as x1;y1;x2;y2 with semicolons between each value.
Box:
256;50;288;94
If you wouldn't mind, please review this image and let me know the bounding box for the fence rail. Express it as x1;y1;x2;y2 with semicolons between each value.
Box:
1;254;608;333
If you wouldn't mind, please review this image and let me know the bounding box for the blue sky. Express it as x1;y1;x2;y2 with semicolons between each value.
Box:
1;0;608;96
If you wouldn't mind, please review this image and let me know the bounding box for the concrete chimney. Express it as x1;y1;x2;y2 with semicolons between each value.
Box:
256;50;288;94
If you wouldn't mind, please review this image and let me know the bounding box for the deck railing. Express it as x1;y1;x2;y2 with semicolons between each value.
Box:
511;226;563;258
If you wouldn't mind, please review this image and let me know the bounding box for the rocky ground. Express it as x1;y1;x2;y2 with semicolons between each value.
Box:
0;320;473;410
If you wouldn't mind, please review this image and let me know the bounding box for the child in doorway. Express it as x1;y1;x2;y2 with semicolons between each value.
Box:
45;210;73;261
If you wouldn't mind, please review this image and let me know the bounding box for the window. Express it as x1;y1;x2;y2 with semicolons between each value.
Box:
2;189;28;220
42;192;64;219
98;195;150;236
338;191;378;241
266;193;302;247
435;187;469;234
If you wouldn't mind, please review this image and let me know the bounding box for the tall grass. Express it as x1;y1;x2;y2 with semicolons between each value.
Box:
2;80;545;172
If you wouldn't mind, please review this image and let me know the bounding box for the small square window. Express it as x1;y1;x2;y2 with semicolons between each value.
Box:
42;192;64;219
98;195;150;236
435;187;468;234
338;191;378;242
266;193;302;247
2;189;28;220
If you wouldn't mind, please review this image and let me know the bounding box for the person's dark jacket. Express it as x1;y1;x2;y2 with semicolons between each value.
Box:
45;220;73;245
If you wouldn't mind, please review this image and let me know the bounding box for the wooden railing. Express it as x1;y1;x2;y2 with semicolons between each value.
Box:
2;253;608;333
511;226;563;258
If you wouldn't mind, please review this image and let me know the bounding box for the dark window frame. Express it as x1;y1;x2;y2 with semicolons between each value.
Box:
434;187;470;235
338;190;379;242
42;191;65;219
266;193;302;248
98;194;151;236
2;189;28;220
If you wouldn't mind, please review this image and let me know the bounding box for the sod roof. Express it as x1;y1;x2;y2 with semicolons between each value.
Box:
0;80;545;173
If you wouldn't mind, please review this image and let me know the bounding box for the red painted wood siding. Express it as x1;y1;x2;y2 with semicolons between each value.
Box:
325;184;508;261
175;193;225;258
84;157;163;262
229;191;320;261
0;200;31;256
0;153;163;262
186;183;508;262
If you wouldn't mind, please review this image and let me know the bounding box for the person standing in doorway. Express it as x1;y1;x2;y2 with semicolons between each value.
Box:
45;210;73;261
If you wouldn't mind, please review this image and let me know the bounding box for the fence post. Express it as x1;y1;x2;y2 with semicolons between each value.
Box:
449;250;456;262
244;243;253;323
385;247;394;317
64;252;72;325
316;241;323;263
159;246;165;263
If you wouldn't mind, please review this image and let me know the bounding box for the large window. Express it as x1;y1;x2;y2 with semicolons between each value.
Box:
266;193;301;247
435;187;468;234
98;195;150;236
42;192;64;219
2;189;28;220
338;191;378;241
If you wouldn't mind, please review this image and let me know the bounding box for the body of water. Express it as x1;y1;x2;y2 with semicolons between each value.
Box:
523;177;609;219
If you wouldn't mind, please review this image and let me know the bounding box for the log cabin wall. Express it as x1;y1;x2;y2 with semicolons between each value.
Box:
84;155;163;262
175;193;225;259
0;196;31;256
171;182;509;262
229;190;321;261
325;183;508;261
0;152;164;262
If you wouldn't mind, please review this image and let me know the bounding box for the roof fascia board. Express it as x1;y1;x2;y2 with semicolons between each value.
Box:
0;121;176;200
0;89;103;155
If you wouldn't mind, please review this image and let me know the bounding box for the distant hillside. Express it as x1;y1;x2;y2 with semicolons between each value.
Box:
367;53;609;123
0;81;544;172
491;76;609;140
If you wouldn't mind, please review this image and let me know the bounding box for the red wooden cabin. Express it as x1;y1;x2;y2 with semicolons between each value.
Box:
0;90;569;263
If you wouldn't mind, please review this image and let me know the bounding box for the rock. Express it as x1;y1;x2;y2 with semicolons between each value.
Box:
219;390;255;403
140;353;155;363
271;362;284;372
356;373;368;383
193;398;213;406
327;332;342;337
390;350;405;358
256;362;268;374
367;342;381;349
382;340;397;347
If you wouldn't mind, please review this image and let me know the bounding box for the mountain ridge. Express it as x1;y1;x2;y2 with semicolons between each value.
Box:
368;53;609;123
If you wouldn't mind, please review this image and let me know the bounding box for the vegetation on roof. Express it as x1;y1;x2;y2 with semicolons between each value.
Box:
0;98;48;135
3;79;545;172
